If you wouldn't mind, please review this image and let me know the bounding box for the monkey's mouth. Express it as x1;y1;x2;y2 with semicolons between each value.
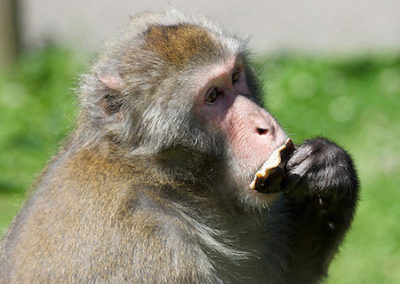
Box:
250;139;295;195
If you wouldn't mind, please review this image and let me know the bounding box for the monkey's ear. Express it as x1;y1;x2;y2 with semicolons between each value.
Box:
97;74;124;91
97;73;125;120
100;94;123;117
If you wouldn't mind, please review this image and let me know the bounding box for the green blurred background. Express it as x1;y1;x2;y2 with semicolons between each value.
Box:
0;46;399;283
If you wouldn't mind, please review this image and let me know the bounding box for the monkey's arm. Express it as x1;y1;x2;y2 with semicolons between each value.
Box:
281;138;359;282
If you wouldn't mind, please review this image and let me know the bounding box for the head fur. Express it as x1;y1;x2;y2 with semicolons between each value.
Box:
76;11;249;158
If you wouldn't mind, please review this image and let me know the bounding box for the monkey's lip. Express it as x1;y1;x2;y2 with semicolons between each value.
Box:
250;139;295;195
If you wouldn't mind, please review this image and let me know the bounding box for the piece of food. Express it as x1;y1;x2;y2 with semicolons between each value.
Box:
250;139;295;192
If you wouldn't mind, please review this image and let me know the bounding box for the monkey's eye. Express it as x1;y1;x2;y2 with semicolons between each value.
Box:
232;69;240;84
206;88;220;105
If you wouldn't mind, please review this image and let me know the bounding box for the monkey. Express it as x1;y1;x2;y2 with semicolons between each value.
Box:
0;11;358;284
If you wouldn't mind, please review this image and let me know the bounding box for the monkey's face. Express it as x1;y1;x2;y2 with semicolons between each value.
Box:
194;56;288;203
93;22;288;205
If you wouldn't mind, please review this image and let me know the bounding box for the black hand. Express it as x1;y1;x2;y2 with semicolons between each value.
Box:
283;137;358;201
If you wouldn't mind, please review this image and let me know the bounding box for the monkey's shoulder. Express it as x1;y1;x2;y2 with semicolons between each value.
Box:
38;147;199;226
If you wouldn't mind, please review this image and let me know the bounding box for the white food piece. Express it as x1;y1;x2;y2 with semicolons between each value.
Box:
250;139;292;190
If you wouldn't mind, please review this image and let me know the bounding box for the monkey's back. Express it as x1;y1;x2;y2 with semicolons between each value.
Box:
0;147;221;283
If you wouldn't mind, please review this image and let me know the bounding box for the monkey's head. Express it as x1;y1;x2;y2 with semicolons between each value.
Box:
78;11;288;207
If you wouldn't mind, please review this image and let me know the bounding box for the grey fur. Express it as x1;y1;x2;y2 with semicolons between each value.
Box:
0;11;358;284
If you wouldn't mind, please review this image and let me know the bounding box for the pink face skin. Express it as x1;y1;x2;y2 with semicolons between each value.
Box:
194;57;288;185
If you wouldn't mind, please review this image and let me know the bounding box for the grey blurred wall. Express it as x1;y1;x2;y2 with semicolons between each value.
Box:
19;0;400;54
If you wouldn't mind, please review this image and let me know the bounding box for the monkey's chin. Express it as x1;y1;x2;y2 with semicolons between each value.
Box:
239;188;282;209
251;189;282;201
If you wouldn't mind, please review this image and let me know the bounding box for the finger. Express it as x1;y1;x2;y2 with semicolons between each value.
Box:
286;145;313;169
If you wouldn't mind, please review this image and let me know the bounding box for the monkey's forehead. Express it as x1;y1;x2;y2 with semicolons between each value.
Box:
143;24;238;68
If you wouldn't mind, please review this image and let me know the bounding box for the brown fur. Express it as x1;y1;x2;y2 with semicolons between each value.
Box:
1;144;218;282
145;24;221;68
0;11;358;284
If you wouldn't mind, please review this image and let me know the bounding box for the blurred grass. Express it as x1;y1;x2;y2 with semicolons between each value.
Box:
0;46;85;233
0;47;399;283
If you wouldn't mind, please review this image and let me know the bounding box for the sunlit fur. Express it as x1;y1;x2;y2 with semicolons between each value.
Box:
0;11;358;284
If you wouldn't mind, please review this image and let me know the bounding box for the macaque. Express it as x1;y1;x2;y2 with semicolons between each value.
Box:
0;11;358;283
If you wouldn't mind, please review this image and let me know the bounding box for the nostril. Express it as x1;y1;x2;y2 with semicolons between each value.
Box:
257;128;268;135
